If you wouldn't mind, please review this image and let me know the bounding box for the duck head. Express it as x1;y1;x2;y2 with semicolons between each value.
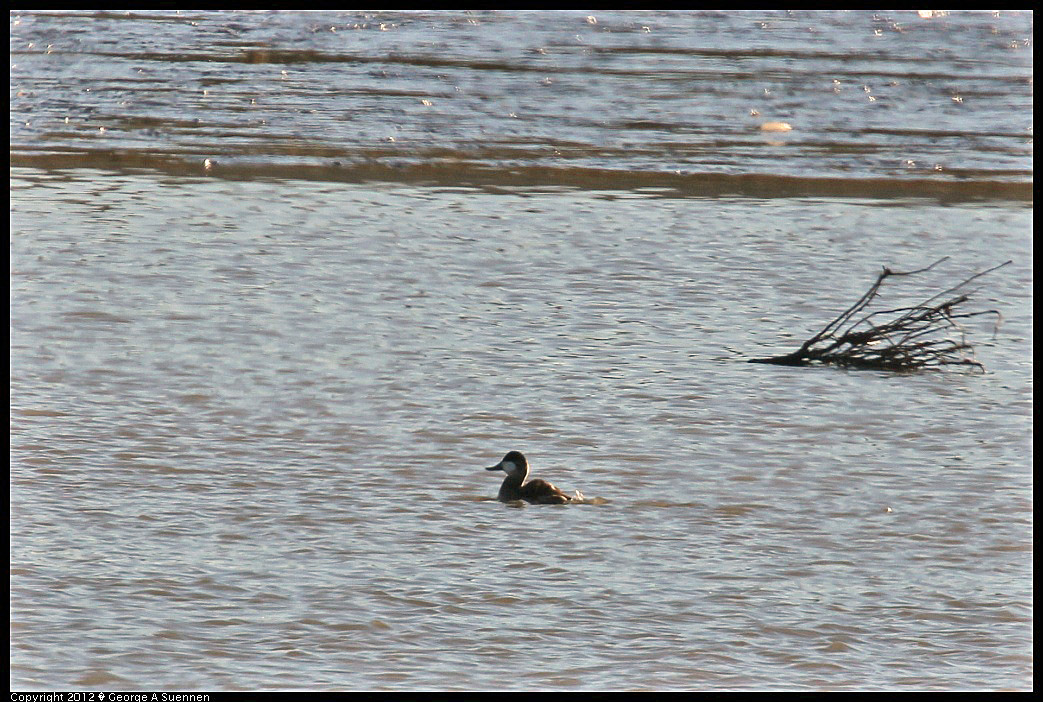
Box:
485;450;529;478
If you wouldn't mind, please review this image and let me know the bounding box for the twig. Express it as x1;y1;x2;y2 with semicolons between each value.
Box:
748;260;1010;372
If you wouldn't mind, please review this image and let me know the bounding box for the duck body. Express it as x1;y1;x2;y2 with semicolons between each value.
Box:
485;450;573;504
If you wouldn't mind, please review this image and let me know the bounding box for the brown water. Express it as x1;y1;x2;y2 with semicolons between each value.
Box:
10;10;1032;691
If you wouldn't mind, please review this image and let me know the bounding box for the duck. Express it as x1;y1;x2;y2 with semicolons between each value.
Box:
485;450;575;504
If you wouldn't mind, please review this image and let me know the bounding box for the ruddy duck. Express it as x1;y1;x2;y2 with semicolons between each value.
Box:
485;451;575;504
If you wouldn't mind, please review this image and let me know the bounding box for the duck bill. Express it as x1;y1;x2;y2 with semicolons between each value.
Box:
485;463;503;471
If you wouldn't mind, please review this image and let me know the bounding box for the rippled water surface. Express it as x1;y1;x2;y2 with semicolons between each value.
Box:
10;10;1032;691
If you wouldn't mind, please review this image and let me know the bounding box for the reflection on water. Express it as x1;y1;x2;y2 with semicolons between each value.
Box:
10;10;1033;201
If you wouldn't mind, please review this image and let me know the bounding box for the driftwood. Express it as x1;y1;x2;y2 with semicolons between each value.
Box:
749;258;1010;372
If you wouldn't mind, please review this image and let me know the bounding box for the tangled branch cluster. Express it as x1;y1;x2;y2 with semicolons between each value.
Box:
749;258;1010;372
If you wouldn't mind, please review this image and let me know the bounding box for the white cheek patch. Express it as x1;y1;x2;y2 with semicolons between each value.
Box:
501;461;517;474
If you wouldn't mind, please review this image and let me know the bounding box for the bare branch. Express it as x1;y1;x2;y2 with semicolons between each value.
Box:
748;260;1010;372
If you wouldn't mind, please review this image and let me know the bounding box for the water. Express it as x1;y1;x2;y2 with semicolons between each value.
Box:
10;10;1032;691
11;10;1032;197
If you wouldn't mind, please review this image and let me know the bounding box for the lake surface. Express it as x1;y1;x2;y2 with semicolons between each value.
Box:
10;10;1032;691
